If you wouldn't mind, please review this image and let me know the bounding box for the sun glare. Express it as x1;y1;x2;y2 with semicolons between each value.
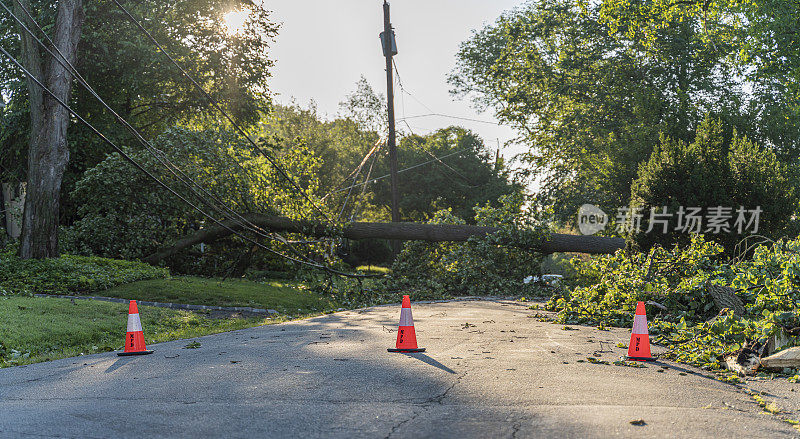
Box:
223;9;249;35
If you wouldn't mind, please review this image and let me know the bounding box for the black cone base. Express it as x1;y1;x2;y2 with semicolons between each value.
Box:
118;350;154;356
388;348;426;353
625;355;655;362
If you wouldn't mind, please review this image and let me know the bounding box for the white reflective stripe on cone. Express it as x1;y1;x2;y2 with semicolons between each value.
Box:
127;313;143;332
632;314;648;334
399;307;414;327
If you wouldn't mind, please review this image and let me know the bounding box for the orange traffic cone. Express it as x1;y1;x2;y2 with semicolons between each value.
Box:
388;295;425;353
626;301;654;361
118;300;153;356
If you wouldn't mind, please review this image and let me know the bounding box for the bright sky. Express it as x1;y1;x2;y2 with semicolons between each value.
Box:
263;0;527;159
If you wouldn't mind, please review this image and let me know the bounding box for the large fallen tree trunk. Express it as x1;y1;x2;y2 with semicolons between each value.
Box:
143;214;626;264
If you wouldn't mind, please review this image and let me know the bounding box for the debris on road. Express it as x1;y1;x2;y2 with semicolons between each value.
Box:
761;347;800;369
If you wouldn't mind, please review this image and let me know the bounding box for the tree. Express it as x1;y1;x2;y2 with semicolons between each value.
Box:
258;102;381;209
371;127;522;223
66;126;324;273
338;76;386;134
629;116;797;253
597;0;800;157
14;0;83;259
0;0;279;257
450;0;749;223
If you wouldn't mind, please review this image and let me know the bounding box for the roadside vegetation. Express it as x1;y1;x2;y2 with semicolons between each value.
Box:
0;245;167;295
1;0;798;385
546;236;800;381
0;254;341;368
102;277;337;314
0;296;274;367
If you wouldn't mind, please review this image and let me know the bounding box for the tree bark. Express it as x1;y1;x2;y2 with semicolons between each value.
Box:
143;214;626;264
17;0;84;259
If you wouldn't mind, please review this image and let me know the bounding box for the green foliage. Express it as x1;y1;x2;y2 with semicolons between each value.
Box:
261;100;521;226
597;0;800;156
0;296;274;367
1;0;280;220
101;276;337;314
0;246;167;295
387;194;549;297
450;0;748;222
258;102;381;213
374;127;523;223
548;234;800;370
549;235;726;327
630;116;797;252
64;126;324;273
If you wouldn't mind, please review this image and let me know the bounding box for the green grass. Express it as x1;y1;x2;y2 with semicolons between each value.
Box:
0;296;280;367
0;251;342;368
99;276;338;314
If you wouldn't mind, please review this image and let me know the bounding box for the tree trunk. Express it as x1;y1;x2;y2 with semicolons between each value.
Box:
17;0;84;259
143;214;626;264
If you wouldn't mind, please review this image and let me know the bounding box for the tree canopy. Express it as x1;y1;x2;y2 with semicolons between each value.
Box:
0;0;278;191
629;116;797;253
449;0;790;223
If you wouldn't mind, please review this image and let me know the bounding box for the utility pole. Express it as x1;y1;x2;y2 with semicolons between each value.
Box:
381;1;399;224
381;0;401;253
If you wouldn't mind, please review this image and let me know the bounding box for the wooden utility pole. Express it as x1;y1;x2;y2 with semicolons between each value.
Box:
382;1;400;243
143;214;628;264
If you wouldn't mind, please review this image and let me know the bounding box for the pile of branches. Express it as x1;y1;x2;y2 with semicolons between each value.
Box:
547;235;800;378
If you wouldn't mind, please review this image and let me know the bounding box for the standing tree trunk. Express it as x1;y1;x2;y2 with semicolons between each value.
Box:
17;0;84;259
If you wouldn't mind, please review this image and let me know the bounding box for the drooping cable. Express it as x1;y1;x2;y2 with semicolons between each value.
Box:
330;147;472;195
0;45;375;278
109;0;332;223
3;0;351;274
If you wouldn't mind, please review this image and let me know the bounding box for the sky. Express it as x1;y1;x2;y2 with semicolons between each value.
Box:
262;0;527;159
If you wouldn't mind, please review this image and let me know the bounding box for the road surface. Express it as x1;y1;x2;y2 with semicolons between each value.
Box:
1;299;797;438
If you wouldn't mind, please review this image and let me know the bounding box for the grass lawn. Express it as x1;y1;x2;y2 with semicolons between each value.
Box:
99;276;339;314
1;277;341;368
0;296;281;368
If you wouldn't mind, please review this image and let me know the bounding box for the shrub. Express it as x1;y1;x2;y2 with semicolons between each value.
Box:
629;115;797;254
0;247;168;295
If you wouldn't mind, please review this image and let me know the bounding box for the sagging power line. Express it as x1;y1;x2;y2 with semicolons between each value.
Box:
109;0;332;224
0;2;376;278
330;147;473;195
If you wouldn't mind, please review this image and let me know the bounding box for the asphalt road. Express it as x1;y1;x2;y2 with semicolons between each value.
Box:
1;299;798;438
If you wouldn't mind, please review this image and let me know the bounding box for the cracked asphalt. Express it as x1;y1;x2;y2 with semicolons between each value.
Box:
1;299;798;438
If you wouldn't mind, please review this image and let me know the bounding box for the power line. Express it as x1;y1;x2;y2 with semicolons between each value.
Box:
397;113;502;126
391;59;501;127
390;60;480;187
3;0;341;275
393;59;437;115
330;147;472;195
109;0;332;224
337;140;382;221
350;141;381;222
0;19;372;279
399;121;480;188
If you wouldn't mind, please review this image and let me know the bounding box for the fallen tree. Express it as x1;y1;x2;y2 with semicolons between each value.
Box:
143;214;625;264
